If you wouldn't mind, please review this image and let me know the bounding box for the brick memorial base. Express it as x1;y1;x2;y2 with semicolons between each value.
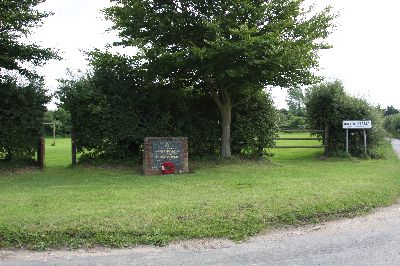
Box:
143;137;189;175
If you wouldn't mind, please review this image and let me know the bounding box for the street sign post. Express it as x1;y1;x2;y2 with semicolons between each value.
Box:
342;120;372;155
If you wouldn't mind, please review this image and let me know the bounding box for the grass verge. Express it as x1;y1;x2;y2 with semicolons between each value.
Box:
0;137;399;250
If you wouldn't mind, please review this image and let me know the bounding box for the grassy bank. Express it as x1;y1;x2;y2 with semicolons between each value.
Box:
0;137;399;250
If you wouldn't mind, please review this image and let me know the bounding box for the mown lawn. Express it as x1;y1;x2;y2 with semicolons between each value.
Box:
0;136;399;250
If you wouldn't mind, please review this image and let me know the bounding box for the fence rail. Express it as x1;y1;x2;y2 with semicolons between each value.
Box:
274;129;328;150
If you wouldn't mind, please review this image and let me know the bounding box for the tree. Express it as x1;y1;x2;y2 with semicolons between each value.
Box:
286;87;305;116
383;105;399;117
44;107;72;136
0;0;56;162
0;0;57;79
384;113;400;138
105;0;335;157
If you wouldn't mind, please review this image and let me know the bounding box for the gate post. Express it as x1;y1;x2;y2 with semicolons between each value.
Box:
324;125;329;156
37;137;45;169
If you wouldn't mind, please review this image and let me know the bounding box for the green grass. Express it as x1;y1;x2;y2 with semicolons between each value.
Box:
44;138;74;167
0;136;399;250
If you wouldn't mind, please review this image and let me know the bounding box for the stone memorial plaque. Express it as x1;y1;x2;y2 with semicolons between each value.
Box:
143;137;189;175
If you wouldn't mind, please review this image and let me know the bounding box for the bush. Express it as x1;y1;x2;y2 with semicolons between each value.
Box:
385;113;400;138
57;52;221;161
231;91;277;157
0;77;49;161
57;52;277;162
306;80;386;157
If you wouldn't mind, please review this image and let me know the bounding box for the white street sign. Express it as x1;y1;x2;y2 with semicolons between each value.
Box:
343;120;372;129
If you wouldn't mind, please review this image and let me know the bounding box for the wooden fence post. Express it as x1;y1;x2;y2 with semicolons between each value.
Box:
324;125;329;156
37;137;45;169
71;130;77;166
52;122;56;146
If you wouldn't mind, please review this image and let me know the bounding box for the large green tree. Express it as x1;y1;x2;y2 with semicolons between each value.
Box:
0;0;56;162
105;0;335;157
0;0;57;78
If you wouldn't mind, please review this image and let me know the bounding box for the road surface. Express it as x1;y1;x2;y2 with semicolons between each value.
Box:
392;138;400;158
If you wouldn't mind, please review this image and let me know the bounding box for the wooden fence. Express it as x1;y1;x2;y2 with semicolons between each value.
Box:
274;129;328;150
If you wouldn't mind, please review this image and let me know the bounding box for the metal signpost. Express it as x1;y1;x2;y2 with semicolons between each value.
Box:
342;120;372;155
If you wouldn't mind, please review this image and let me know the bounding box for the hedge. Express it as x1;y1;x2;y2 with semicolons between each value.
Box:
0;77;49;162
305;80;386;157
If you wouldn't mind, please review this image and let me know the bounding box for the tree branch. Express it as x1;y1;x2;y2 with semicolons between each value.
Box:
211;90;223;111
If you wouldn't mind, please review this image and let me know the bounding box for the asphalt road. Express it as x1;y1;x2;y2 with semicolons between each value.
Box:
392;139;400;158
1;140;400;266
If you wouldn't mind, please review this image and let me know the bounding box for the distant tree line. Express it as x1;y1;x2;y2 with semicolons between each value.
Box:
44;108;72;137
383;106;400;138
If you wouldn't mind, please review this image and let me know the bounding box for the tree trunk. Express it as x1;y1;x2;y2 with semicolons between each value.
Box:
211;86;233;158
221;103;232;158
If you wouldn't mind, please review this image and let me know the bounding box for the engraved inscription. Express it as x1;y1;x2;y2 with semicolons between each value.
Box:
143;137;189;175
151;140;183;170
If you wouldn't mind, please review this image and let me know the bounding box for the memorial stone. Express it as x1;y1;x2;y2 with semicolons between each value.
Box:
143;137;189;175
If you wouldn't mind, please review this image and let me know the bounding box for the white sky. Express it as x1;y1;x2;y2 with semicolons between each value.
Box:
31;0;400;110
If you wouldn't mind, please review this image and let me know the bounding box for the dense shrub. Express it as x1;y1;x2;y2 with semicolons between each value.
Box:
385;113;400;138
231;91;277;157
0;78;49;161
306;80;386;157
57;52;277;162
57;52;219;160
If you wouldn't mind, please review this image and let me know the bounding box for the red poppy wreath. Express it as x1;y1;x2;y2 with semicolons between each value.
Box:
161;162;175;174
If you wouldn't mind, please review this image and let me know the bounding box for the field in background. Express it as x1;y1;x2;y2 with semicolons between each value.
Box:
274;132;324;161
44;138;73;167
0;136;399;250
44;133;325;167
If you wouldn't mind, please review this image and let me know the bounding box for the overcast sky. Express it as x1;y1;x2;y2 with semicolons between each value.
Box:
31;0;400;110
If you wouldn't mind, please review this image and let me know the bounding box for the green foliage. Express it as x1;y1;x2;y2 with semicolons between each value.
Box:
281;87;307;129
305;80;386;157
286;87;306;117
58;52;219;160
276;109;289;129
0;0;58;78
287;115;306;129
0;77;49;161
277;112;307;129
385;113;400;138
231;91;277;157
104;0;336;156
383;105;399;117
44;108;72;137
0;0;56;164
58;52;277;161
